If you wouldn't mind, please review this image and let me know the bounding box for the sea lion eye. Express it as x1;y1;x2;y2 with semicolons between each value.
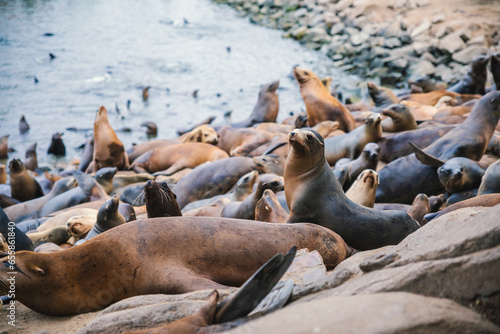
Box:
271;181;279;186
306;134;313;141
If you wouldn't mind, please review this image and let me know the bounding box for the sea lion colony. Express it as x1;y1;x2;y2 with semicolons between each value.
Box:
1;53;500;332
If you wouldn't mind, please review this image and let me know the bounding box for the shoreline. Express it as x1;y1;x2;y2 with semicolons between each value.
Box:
214;0;500;87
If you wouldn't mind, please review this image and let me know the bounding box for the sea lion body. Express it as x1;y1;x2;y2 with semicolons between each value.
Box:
183;198;231;217
84;195;125;240
217;126;271;157
335;142;380;190
0;164;6;184
448;55;489;95
0;135;8;159
78;137;94;172
24;142;38;171
477;159;500;195
255;189;288;223
9;159;44;202
367;82;398;109
47;132;66;156
407;193;430;225
27;226;70;248
1;207;34;251
381;104;418;132
437;157;485;194
294;67;355;131
0;217;349;315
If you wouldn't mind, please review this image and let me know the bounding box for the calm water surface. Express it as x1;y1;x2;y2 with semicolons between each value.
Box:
0;0;359;168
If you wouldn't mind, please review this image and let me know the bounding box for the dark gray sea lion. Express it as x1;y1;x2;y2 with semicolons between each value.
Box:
0;206;34;251
78;137;94;172
477;159;500;195
19;115;30;134
437;157;486;194
448;55;489;95
367;82;398;109
47;132;66;156
144;180;182;218
84;195;125;240
335;142;380;190
176;115;217;136
24;142;38;171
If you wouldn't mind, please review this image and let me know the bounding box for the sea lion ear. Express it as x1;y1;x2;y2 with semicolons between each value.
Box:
195;129;203;142
408;141;445;167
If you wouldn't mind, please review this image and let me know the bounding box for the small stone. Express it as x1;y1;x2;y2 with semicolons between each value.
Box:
432;13;446;24
410;19;431;38
329;22;345;36
434;64;456;83
420;51;437;64
410;59;436;77
438;32;466;54
389;58;409;70
371;47;391;58
452;45;489;64
344;27;360;37
412;41;430;56
434;25;452;39
290;25;308;39
467;35;486;45
400;33;412;45
384;37;402;49
350;31;370;46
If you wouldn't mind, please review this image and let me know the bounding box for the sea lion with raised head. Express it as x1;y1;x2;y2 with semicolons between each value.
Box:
367;82;398;109
477;159;500;195
144;180;182;218
408;193;430;226
19;115;30;134
345;169;379;208
9;159;44;202
448;55;489;95
437;157;486;194
285;129;419;250
0;165;6;184
78;137;94;172
24;142;38;172
0;135;8;159
83;195;125;241
66;215;96;239
47;132;66;156
255;189;288;223
334;142;380;190
381;104;418;132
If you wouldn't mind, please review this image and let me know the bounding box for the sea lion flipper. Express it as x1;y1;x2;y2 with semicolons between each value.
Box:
408;141;445;167
214;246;297;324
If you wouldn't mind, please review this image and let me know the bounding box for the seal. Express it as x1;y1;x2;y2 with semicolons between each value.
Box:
376;91;500;204
112;172;154;191
144;180;182;218
230;80;280;127
381;104;418;132
24;142;38;171
27;226;70;248
0;164;6;184
141;121;157;137
217;126;271;157
345;169;379;208
367;82;398;109
437;157;486;194
179;125;219;145
253;154;284;176
19;115;30;134
88;106;129;173
37;208;98;232
47;132;66;156
477;159;500;195
0;135;8;159
66;215;96;239
293;67;355;131
0;217;350;315
183;198;231;217
9;159;44;202
83;195;125;241
285;129;419;250
0;194;19;208
1;206;34;251
34;242;63;253
324;113;382;165
407;193;430;226
221;174;284;220
491;52;500;90
255;189;288;223
130;143;229;175
176;115;216;136
334;142;380;190
78;137;94;172
448;55;489;95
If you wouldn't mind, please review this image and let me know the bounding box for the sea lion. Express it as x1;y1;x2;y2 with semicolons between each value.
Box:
294;67;355;131
491;52;500;90
88;106;129;173
345;169;379;208
324;113;382;165
376;91;500;204
0;164;6;184
254;122;294;134
4;176;77;223
174;157;257;209
423;194;500;223
94;167;118;194
0;217;350;316
142;86;150;101
217;126;271;157
437;157;486;194
112;172;154;191
221;174;284;220
34;242;63;253
255;189;288;223
448;55;489;95
66;215;96;239
408;77;444;93
183;198;231;217
176;115;216;136
407;193;430;225
477;159;500;195
179;125;219;145
0;194;19;208
144;180;182;218
141;121;158;137
37;208;98;232
399;91;459;106
130;143;229;175
9;159;44;202
24;142;38;171
253;154;284;176
78;137;94;172
0;207;34;251
381;104;418;132
285;129;419;250
367;82;398;109
334;142;380;190
47;132;66;156
27;226;70;248
83;195;125;241
19;115;30;134
230;80;280;128
0;135;8;159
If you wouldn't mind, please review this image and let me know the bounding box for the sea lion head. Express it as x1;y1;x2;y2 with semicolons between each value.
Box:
293;67;321;86
97;195;122;225
258;174;285;193
52;176;78;195
25;142;37;158
94;167;117;194
288;129;324;161
437;157;476;193
140;121;158;136
365;113;382;128
0;251;48;295
361;142;380;162
185;125;219;145
262;79;279;93
381;104;410;121
471;55;489;72
8;159;25;174
234;170;259;194
66;215;96;238
253;155;283;175
144;180;181;218
357;169;379;190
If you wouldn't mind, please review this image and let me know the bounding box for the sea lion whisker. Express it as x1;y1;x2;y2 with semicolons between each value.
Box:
131;189;145;207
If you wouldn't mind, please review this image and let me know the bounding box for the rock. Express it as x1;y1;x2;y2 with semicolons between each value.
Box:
439;32;466;54
304;26;331;43
410;19;431;38
412;41;430;55
409;59;436;77
383;37;402;49
371;46;391;58
420;51;437;64
388;58;408;70
225;293;500;334
432;13;446;24
289;25;308;39
380;20;403;39
329;22;345;36
281;249;327;286
467;35;486;46
350;31;369;46
434;63;456;82
452;45;489;64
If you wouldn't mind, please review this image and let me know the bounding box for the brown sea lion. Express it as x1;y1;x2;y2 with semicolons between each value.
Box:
433;99;477;118
0;135;8;159
88;106;129;173
183;198;231;217
217;126;271;157
0;164;6;184
27;226;70;248
477;159;500;195
176;115;216;136
285;129;419;250
448;55;489;95
294;67;355;131
142;86;150;102
19;115;30;134
345;169;379;208
130;143;228;175
255;189;288;223
409;77;445;93
141;121;157;137
24;142;38;171
437;157;486;194
66;215;95;239
254;122;293;134
230;80;280;128
221;174;284;220
0;194;19;208
381;104;418;132
0;217;349;316
9;159;44;202
179;125;219;145
367;82;398;108
334;142;380;190
407;193;430;226
376;91;500;204
144;180;182;218
324;113;382;165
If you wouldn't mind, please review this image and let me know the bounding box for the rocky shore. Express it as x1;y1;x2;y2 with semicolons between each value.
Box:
214;0;500;87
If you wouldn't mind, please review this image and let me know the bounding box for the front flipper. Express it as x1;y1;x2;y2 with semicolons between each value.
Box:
408;141;445;167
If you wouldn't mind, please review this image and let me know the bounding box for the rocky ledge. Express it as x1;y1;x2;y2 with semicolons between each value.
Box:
214;0;500;87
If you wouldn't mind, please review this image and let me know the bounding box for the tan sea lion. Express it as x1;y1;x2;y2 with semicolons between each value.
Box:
179;125;219;145
0;164;6;184
367;82;398;108
176;116;216;136
9;159;44;202
130;143;229;175
477;159;500;195
294;67;355;131
217;126;271;157
407;193;430;226
66;215;95;238
345;169;379;208
183;198;231;217
253;154;284;176
88;106;129;173
324;113;382;165
0;217;350;316
0;135;8;159
381;104;418;132
255;189;288;223
37;208;98;232
285;129;419;250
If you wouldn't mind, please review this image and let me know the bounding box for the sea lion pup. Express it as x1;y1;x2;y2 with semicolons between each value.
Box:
66;215;96;239
376;91;500;204
345;169;379;208
477;159;500;195
176;115;216;136
9;159;44;202
255;189;288;223
381;104;418;132
1;207;34;251
24;142;38;171
0;164;6;184
0;218;349;316
230;80;280;128
19;115;30;133
324;113;382;165
293;67;355;131
47;132;66;156
141;121;158;136
130;143;229;175
144;180;181;218
334;142;380;190
27;226;70;248
285;129;419;250
4;176;77;222
221;174;284;220
87;106;129;173
367;82;398;109
448;55;489;95
82;195;125;241
437;157;486;194
0;135;9;159
407;193;430;226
